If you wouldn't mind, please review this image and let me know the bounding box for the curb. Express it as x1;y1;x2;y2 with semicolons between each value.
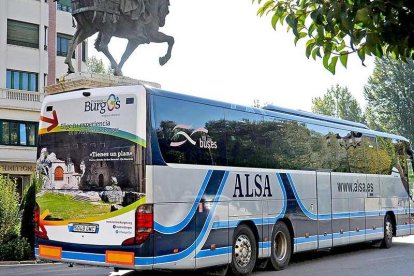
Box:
0;260;37;265
0;260;58;266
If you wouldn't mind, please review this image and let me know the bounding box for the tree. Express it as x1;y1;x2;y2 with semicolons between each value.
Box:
312;84;364;123
364;58;414;142
254;1;414;74
0;175;20;244
87;56;112;75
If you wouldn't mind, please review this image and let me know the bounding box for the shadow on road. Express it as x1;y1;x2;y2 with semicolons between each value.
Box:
118;240;414;275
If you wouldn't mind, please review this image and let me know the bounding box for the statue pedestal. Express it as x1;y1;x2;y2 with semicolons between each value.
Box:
45;72;161;95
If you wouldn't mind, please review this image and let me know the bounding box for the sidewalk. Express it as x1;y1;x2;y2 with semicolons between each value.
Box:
0;260;60;266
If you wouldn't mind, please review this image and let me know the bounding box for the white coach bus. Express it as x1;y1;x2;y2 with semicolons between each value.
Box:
35;85;414;275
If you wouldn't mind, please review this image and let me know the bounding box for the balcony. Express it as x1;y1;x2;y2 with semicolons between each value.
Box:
0;88;45;111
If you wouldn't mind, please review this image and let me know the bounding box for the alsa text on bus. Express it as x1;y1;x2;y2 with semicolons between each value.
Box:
233;174;272;198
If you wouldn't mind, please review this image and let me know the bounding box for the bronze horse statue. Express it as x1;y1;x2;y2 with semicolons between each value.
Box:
65;0;174;76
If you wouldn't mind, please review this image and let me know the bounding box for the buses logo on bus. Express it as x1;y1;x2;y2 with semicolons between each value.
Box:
84;94;121;114
170;125;218;149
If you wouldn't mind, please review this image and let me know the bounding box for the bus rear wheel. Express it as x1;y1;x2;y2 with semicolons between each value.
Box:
381;214;393;249
230;224;257;275
270;221;292;271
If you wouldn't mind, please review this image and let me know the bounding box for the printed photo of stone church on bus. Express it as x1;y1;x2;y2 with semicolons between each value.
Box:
36;132;144;220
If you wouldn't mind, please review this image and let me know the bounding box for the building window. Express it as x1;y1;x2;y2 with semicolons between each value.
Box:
57;0;72;12
7;19;39;49
6;69;38;91
57;33;74;58
82;41;87;62
0;120;38;147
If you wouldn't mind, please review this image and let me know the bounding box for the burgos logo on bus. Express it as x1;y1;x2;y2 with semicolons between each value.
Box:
170;125;218;149
84;94;121;114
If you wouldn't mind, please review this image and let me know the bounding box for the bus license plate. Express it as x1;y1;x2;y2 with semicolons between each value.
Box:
72;224;99;233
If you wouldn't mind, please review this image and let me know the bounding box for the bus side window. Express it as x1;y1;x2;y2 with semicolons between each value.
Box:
226;110;266;168
346;131;366;174
363;135;378;175
408;155;414;198
307;124;332;171
263;116;313;170
329;128;351;173
394;140;409;194
154;96;227;166
377;137;395;175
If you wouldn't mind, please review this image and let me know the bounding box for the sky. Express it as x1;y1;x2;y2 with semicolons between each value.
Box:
88;0;375;112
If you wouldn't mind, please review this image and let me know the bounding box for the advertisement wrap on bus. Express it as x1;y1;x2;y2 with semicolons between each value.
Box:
35;85;414;275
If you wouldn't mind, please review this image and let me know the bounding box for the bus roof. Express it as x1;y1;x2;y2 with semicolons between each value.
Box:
147;87;409;143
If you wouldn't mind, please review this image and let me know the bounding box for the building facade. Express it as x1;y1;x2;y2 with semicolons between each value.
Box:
0;0;88;195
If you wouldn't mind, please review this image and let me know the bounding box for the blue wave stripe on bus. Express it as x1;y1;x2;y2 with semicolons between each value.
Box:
259;241;271;249
286;173;408;221
144;171;230;265
318;234;333;241
154;170;213;234
196;246;231;258
276;173;288;216
294;236;318;244
365;228;384;235
295;228;384;245
286;174;318;220
397;224;411;231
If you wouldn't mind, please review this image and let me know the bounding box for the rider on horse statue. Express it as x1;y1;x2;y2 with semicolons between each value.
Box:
119;0;149;21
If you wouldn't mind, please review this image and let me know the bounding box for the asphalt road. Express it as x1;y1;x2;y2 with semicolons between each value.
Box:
1;236;414;276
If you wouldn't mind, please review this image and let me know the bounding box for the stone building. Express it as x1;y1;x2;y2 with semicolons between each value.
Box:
0;0;88;195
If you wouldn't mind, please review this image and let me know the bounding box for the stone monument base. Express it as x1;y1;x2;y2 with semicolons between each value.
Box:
45;72;161;95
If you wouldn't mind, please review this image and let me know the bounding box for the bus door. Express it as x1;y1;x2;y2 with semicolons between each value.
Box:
317;171;332;249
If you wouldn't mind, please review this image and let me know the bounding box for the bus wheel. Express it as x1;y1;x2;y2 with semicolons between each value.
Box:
381;215;393;249
270;221;292;271
230;224;257;275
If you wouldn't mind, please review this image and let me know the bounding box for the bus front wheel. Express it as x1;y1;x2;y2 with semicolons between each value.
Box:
381;214;393;249
230;224;257;275
270;221;292;271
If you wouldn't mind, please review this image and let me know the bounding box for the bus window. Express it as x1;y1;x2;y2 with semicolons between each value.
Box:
363;136;378;174
377;137;395;175
307;124;332;171
226;110;266;168
346;132;366;173
154;96;227;166
394;140;409;193
328;128;351;173
264;116;312;170
408;155;414;198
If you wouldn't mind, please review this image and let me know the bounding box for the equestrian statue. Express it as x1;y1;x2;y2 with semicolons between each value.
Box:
65;0;174;76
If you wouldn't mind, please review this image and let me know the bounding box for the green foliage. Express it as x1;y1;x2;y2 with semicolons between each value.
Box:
312;84;365;123
364;58;414;142
0;175;20;245
0;237;32;261
254;0;414;74
87;56;112;75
